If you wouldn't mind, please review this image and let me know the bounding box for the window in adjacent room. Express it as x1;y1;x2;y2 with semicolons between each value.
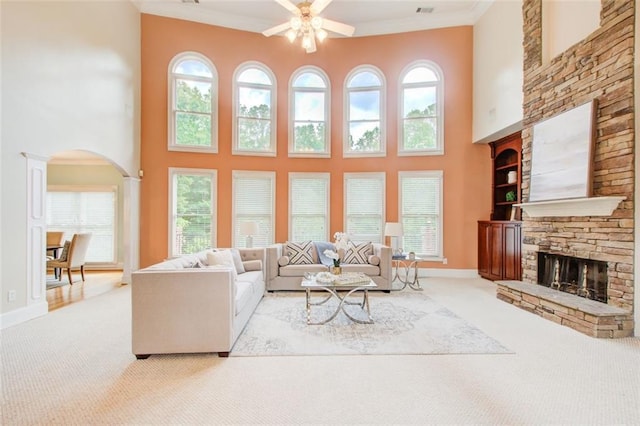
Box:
344;172;385;243
46;186;117;265
289;172;330;241
168;52;217;153
289;66;330;157
233;62;277;156
399;170;443;259
399;61;444;155
344;65;386;157
232;170;275;247
168;168;217;257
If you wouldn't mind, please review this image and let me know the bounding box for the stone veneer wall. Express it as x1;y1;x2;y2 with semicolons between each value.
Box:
521;0;635;313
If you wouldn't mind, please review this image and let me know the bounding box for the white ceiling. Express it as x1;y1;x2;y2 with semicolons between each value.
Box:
133;0;494;37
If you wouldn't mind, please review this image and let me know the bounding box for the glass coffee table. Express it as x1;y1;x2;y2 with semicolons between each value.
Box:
301;273;377;325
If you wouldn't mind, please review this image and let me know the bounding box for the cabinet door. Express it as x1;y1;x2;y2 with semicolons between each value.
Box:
488;223;504;280
477;222;491;278
502;223;522;280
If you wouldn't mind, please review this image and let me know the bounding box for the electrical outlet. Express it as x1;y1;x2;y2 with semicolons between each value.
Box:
442;258;448;265
8;290;16;302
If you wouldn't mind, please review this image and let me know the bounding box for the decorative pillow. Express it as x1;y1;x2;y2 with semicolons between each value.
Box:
343;242;373;264
278;256;290;267
230;248;246;274
285;241;315;265
58;241;71;262
242;259;262;272
206;250;238;281
314;241;336;267
368;255;380;266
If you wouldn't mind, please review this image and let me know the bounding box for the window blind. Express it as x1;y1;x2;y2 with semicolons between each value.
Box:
46;188;116;263
233;171;275;247
289;173;329;241
344;173;385;243
400;171;442;257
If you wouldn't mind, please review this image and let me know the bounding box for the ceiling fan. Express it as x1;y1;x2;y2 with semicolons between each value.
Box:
262;0;355;53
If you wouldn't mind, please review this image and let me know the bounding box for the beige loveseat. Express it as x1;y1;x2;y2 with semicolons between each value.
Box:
266;242;392;291
131;248;264;358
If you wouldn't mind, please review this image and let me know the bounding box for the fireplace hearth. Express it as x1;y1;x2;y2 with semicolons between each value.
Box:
537;252;608;303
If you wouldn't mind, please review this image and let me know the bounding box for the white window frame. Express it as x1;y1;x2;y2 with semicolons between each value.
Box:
288;172;330;241
232;170;276;248
168;52;218;153
46;185;118;266
398;170;443;260
288;66;331;158
168;167;217;258
343;65;386;158
232;61;277;157
398;60;444;156
343;172;386;243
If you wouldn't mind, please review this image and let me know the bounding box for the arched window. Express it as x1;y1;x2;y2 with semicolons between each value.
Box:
232;62;277;156
398;61;444;155
289;66;330;157
168;52;217;153
344;65;386;157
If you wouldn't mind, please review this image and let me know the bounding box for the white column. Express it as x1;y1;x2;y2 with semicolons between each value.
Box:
122;177;140;285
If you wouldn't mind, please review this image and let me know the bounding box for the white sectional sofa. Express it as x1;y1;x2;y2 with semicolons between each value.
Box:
266;242;392;291
131;248;264;358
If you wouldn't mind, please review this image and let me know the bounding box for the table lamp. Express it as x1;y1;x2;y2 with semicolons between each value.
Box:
384;222;403;255
239;221;259;248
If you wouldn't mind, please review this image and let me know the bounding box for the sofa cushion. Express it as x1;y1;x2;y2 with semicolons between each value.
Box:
314;241;336;266
242;259;262;272
230;248;246;274
368;255;380;266
279;264;328;277
341;264;380;276
343;242;373;264
285;241;316;265
235;280;254;316
206;250;238;281
278;256;290;266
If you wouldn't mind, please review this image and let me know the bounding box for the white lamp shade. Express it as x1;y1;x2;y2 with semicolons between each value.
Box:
384;222;403;237
239;221;259;236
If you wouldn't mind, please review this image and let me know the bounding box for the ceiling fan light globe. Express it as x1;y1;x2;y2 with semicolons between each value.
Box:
316;29;327;42
310;16;323;30
286;29;297;42
290;16;302;30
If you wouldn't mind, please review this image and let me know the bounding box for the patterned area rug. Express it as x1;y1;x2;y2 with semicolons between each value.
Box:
232;292;512;356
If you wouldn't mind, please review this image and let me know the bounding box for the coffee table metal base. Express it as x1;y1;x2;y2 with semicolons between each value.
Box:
305;286;373;325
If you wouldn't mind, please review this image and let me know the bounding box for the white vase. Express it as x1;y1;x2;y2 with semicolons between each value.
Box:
507;171;517;184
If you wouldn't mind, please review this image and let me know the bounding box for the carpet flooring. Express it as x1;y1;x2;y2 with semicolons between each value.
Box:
232;292;511;356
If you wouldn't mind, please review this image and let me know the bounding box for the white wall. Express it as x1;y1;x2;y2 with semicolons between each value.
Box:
542;0;601;63
0;1;140;320
472;0;524;143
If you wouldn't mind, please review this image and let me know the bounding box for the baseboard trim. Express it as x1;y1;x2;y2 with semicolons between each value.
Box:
418;268;479;279
1;301;48;330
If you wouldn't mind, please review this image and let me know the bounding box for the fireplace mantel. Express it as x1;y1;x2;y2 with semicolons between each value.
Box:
515;196;626;218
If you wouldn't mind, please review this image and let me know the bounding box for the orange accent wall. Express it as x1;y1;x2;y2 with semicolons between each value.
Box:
140;14;491;268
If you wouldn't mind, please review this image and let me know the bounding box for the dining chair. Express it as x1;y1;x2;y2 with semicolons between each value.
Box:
46;231;65;258
46;233;92;284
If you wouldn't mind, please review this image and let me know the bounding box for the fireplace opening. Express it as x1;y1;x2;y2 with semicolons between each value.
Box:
537;252;608;303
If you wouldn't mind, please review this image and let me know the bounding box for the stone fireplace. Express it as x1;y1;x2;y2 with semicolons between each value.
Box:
495;1;635;338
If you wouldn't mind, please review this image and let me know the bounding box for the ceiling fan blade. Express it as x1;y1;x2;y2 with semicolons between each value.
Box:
262;21;292;37
310;0;333;14
322;19;355;37
274;0;299;14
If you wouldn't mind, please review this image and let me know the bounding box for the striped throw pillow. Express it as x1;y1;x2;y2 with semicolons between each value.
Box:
285;241;316;265
343;242;373;264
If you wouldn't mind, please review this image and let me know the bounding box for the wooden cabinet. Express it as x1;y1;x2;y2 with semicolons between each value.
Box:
478;220;522;281
490;132;521;220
